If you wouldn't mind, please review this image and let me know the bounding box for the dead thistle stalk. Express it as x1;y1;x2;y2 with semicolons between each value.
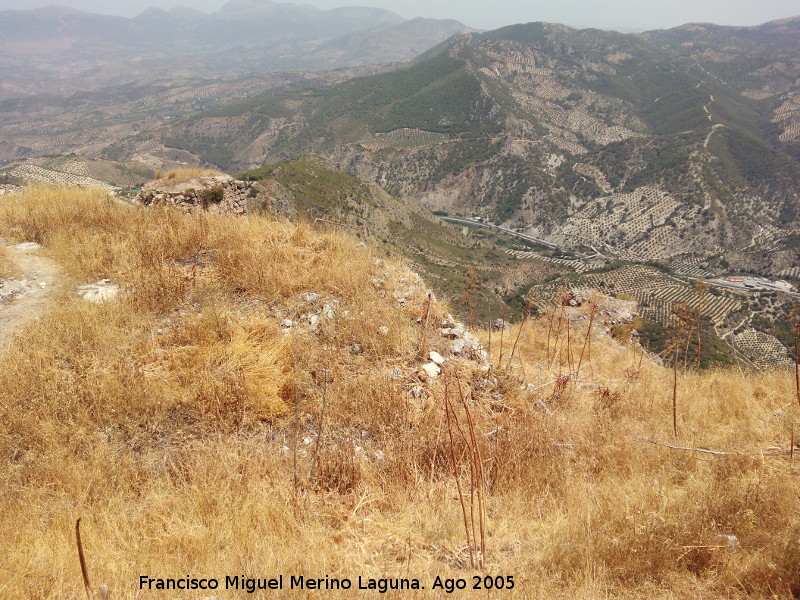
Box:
576;299;597;374
443;375;487;570
444;378;473;568
788;302;800;407
75;518;92;600
310;366;330;481
508;296;533;370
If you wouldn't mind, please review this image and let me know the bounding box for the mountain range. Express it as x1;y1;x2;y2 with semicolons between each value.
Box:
2;7;800;364
0;1;468;98
133;18;798;275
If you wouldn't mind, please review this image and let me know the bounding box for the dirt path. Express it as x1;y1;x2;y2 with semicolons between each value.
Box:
0;241;62;345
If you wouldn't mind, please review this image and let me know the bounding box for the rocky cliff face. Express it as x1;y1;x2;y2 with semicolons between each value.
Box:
135;174;249;215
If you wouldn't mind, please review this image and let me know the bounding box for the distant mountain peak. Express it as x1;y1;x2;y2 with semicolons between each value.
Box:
135;7;170;19
169;6;208;19
28;4;87;16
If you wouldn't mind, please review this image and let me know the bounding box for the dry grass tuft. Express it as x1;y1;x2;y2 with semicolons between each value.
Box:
163;167;223;181
0;186;798;599
0;244;19;278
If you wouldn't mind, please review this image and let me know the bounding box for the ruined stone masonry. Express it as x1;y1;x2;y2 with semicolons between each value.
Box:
135;174;249;215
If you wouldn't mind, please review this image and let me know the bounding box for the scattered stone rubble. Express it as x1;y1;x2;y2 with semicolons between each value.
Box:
569;288;638;331
76;279;120;303
440;313;488;360
0;185;20;196
135;174;249;215
417;314;489;381
0;278;31;302
268;247;488;386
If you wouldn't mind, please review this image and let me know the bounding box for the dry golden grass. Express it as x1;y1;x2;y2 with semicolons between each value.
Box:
0;186;798;599
164;167;223;181
0;244;19;278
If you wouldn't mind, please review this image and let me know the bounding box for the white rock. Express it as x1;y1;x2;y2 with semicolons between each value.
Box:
322;300;338;319
301;292;320;304
716;534;740;549
77;280;119;303
462;331;481;347
450;338;467;355
421;362;441;379
442;314;456;328
441;323;466;339
429;351;445;365
15;242;41;251
0;279;30;301
378;325;389;336
280;319;293;329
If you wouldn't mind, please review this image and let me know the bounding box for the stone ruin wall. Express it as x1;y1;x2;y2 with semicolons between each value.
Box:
135;175;249;215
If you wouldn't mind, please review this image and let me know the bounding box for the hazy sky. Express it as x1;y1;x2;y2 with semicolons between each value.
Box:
2;0;800;31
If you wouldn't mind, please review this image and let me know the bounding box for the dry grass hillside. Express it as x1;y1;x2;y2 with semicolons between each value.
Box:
0;186;798;599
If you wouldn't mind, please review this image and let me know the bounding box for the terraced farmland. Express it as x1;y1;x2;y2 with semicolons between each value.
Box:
733;328;793;368
503;248;591;272
358;128;450;150
559;185;688;259
779;267;800;280
671;255;717;277
577;265;743;325
7;164;114;190
773;93;800;142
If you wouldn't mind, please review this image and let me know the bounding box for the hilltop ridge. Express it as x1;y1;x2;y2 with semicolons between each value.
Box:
0;185;798;598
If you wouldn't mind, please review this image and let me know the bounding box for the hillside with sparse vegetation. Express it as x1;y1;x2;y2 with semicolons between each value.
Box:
0;186;799;599
147;19;800;281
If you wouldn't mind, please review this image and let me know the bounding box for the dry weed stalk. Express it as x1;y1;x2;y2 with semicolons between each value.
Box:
636;438;798;457
310;367;330;481
443;374;487;570
547;288;572;372
545;306;555;364
576;297;597;374
498;312;506;366
507;296;533;371
75;518;93;600
487;311;492;357
463;268;478;331
418;291;433;359
670;302;696;437
290;346;300;503
693;278;708;370
787;301;800;407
